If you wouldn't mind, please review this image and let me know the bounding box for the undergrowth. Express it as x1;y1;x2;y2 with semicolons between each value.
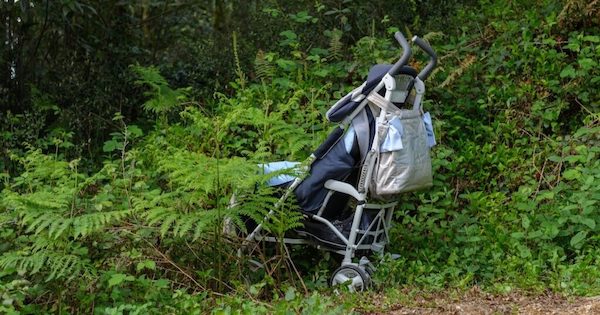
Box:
0;0;598;313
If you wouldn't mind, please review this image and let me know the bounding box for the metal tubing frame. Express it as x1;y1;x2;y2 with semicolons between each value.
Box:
242;31;436;270
243;75;415;263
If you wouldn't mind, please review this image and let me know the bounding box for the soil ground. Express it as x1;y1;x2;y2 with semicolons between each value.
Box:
367;287;600;315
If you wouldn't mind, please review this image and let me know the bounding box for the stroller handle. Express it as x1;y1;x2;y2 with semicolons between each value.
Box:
388;32;412;76
411;36;437;81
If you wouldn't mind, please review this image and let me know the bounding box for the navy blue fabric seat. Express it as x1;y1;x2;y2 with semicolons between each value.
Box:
293;65;417;218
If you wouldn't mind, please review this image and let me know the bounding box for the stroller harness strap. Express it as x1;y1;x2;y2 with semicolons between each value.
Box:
351;109;370;162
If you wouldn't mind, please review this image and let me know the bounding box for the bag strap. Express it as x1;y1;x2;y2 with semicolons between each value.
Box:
367;93;423;118
367;93;400;115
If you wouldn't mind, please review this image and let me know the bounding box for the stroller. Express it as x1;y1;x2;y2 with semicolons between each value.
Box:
240;32;437;291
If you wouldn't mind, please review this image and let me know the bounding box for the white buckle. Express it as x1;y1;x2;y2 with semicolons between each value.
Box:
382;73;396;91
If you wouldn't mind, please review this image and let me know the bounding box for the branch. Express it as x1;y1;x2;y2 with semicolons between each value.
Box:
26;0;50;73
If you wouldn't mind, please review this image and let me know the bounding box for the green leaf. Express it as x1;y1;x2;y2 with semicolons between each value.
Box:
289;11;314;23
563;169;581;180
536;191;554;201
108;273;128;287
580;218;596;229
559;65;576;78
284;286;296;301
313;69;330;77
102;140;118;152
542;222;560;239
155;279;170;289
521;215;530;229
511;232;525;239
528;230;543;239
570;231;587;248
279;30;297;40
127;125;143;138
574;126;600;138
548;155;562;162
136;260;156;272
578;58;596;71
519;246;531;258
249;282;265;296
275;59;297;71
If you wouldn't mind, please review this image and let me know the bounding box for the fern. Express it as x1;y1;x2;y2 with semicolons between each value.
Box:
423;31;444;42
0;238;94;282
141;201;220;239
259;201;304;237
327;29;343;60
0;149;136;289
266;121;313;157
440;54;476;88
255;50;276;81
137;130;307;241
70;210;132;238
134;147;269;239
558;0;599;28
131;65;188;116
141;191;267;241
232;31;247;89
4;164;132;240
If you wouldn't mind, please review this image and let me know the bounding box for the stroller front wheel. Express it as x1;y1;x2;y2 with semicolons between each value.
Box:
330;264;371;292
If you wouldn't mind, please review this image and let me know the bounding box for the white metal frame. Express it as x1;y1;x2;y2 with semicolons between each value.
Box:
242;73;426;268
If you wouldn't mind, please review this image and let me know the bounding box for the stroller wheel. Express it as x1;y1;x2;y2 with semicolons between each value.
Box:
241;256;267;286
330;265;371;292
248;258;264;272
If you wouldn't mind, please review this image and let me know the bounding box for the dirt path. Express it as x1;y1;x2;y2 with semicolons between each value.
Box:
370;288;600;315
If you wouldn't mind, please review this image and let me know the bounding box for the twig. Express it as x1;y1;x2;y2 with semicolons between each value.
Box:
185;241;206;266
283;243;308;295
26;0;50;72
122;230;205;290
518;127;553;142
555;149;564;187
453;179;461;205
574;98;594;116
534;159;547;196
147;240;206;291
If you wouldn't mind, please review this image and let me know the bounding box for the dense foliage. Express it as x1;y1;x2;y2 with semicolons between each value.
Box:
1;0;599;313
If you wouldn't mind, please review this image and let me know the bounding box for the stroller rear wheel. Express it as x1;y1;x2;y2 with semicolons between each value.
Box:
330;264;371;292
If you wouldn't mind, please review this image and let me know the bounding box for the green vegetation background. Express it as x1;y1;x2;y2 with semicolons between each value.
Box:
0;0;598;313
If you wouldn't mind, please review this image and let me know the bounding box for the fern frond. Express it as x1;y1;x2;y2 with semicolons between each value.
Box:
440;54;476;88
0;213;13;226
12;197;131;239
558;0;599;27
173;216;196;237
255;50;275;81
143;206;221;239
0;245;94;282
26;212;59;235
232;31;247;89
131;65;188;115
328;29;343;60
48;218;72;239
70;210;132;238
266;122;313;157
423;31;444;42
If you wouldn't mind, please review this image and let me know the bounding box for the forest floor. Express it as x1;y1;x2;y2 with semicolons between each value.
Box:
367;287;600;314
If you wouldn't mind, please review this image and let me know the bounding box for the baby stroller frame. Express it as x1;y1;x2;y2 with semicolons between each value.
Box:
241;32;437;291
